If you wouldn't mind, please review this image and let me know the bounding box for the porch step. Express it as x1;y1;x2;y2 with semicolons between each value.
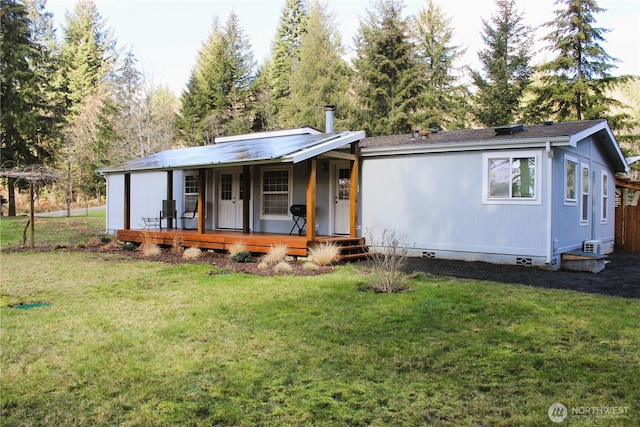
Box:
561;250;608;273
316;237;369;262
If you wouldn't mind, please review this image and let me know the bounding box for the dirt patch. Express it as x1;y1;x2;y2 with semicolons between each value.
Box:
404;251;640;299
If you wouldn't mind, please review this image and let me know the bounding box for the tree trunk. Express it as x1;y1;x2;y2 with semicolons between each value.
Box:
7;177;16;217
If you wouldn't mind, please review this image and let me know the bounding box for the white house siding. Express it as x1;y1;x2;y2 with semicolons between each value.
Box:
360;149;550;265
105;174;124;234
130;171;168;230
552;138;616;255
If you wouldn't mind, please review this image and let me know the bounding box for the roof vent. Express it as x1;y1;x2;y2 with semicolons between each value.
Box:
542;120;554;125
495;124;525;135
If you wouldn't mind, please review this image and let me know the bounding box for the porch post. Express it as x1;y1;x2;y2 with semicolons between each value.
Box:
242;165;251;233
197;168;206;234
166;170;174;229
306;158;317;241
349;142;360;238
124;173;131;230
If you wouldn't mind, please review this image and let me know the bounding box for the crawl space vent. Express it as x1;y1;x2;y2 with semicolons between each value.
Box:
583;240;599;254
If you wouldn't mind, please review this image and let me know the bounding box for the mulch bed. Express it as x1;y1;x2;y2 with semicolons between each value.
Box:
404;251;640;299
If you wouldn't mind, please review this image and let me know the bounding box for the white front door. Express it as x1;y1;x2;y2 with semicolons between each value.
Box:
217;170;244;229
333;162;351;235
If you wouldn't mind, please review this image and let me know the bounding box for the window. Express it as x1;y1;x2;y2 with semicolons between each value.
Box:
184;173;198;212
483;151;539;204
564;155;578;204
580;164;590;225
261;168;291;218
601;171;608;224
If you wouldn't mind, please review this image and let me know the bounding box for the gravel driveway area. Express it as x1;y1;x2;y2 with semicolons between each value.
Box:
404;251;640;299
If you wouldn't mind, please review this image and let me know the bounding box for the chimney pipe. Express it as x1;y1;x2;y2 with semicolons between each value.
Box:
325;105;335;133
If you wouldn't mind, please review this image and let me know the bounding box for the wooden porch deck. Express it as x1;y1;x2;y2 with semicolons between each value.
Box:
117;229;370;259
117;228;312;256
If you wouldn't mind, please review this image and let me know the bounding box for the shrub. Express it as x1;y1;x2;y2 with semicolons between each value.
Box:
228;242;248;257
303;261;320;271
261;243;288;265
309;242;341;266
274;261;293;274
171;232;183;254
182;247;201;259
86;237;102;247
100;236;111;244
141;243;161;257
120;242;136;251
360;228;410;293
231;250;252;263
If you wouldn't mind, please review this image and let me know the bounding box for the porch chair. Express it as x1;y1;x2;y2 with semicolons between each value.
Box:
159;199;177;229
180;199;198;230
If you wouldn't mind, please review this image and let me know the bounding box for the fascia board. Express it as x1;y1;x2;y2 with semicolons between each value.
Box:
215;126;321;143
569;121;629;173
287;131;365;163
360;136;571;157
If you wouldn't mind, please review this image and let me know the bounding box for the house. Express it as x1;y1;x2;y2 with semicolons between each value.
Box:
359;119;628;270
99;116;628;270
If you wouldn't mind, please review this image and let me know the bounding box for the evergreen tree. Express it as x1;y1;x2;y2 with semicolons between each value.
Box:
528;0;632;127
1;0;57;215
470;0;533;127
353;0;421;136
178;12;256;143
59;0;114;112
411;0;470;130
57;0;116;207
269;0;308;128
280;0;353;130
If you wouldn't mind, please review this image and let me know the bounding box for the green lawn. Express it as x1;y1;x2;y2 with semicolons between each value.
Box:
1;248;638;425
0;213;106;250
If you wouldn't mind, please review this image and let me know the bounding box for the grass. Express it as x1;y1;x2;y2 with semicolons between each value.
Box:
1;251;638;426
0;212;106;251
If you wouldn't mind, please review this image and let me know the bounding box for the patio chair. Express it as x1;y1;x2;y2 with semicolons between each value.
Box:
181;199;198;230
160;199;177;229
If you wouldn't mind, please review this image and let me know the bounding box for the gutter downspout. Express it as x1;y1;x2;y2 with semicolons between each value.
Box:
545;141;554;266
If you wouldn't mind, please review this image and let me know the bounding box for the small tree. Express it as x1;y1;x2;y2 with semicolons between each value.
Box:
361;228;410;293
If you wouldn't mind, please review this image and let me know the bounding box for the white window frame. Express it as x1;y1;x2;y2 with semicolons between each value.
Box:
564;155;578;205
580;163;590;226
601;170;609;224
184;172;199;212
260;166;292;220
482;150;541;205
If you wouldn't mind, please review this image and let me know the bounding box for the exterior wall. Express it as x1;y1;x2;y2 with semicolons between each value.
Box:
552;137;616;255
130;171;169;229
250;162;332;235
105;173;125;234
360;149;550;265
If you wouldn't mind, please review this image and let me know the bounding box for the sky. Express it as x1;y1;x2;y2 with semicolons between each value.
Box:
46;0;640;96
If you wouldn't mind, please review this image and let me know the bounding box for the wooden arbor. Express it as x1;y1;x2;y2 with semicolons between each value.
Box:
0;164;60;248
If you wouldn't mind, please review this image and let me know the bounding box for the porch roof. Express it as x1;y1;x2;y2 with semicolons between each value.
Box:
98;128;365;174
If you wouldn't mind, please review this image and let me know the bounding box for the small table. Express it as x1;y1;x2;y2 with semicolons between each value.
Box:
142;217;160;229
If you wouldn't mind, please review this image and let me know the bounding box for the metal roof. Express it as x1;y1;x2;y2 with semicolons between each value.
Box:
99;129;365;174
